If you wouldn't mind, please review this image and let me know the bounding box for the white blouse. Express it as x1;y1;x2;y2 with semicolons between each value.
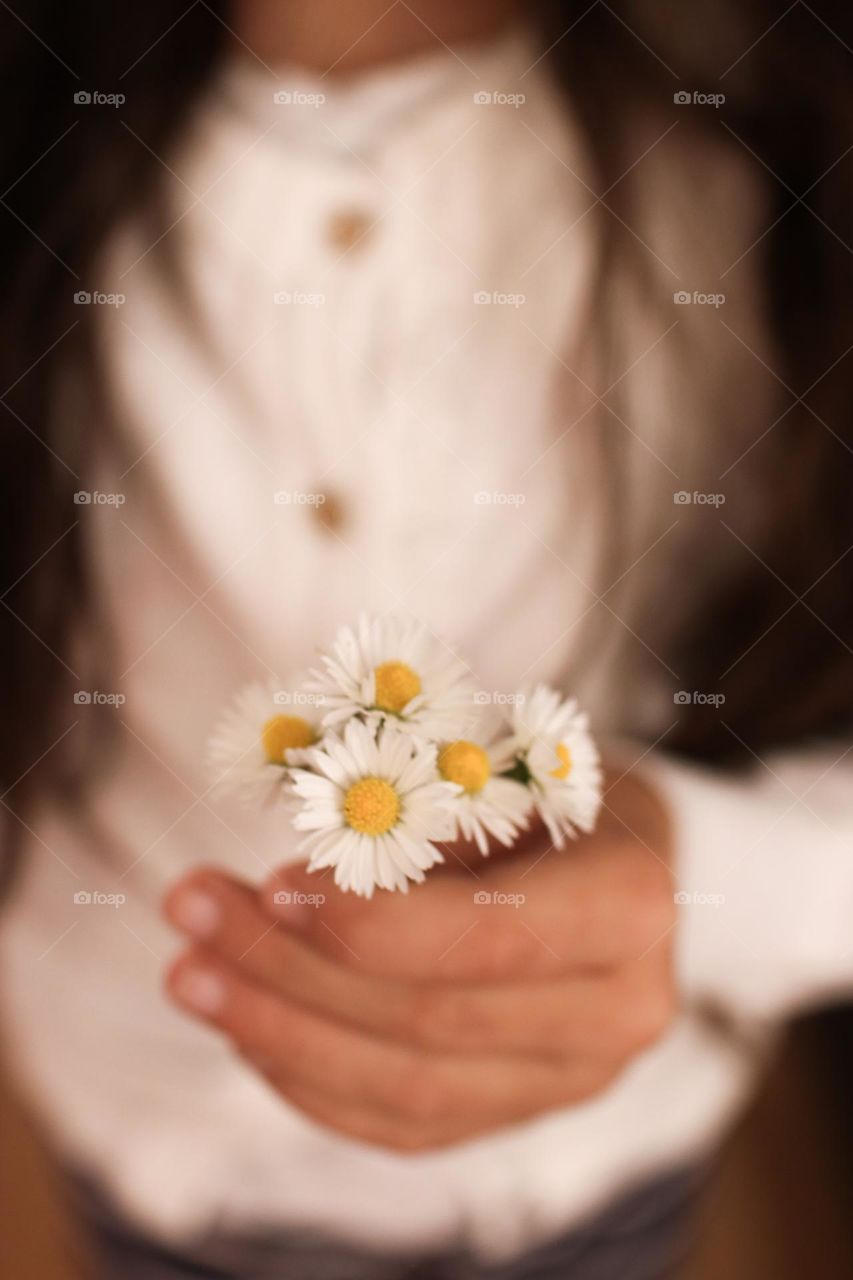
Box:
2;27;852;1263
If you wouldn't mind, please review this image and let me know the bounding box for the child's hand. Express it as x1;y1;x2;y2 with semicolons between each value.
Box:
164;770;676;1151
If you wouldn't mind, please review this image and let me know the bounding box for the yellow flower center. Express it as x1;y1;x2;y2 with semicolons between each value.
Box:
438;740;491;794
343;776;401;835
261;715;314;763
550;742;572;780
373;660;422;714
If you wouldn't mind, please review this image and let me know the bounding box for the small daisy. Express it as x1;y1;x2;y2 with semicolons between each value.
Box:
437;731;532;856
306;613;475;741
207;681;321;806
506;684;602;847
289;719;456;896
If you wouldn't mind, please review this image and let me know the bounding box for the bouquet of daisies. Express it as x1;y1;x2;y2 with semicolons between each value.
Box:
209;615;602;897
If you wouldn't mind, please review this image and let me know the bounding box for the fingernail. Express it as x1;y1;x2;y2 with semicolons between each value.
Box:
170;888;221;939
172;966;226;1016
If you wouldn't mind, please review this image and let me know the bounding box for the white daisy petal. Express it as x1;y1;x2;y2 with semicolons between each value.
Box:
291;719;450;896
206;680;321;807
434;729;533;856
210;631;601;894
306;613;476;743
507;684;603;845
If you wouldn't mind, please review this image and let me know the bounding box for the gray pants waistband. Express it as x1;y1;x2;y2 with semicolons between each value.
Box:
68;1163;706;1280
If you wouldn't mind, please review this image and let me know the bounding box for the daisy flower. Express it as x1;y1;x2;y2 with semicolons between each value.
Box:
306;613;475;742
207;681;321;806
289;719;457;896
505;684;602;847
437;725;532;856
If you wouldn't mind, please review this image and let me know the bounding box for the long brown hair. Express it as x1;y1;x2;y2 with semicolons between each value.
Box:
535;0;853;762
1;1;851;849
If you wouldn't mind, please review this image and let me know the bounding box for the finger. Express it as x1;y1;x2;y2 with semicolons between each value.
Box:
164;950;612;1129
164;868;384;1031
245;1071;468;1152
263;836;673;981
164;869;673;1061
245;1071;571;1154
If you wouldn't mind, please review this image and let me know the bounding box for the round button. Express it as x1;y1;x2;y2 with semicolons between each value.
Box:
312;490;346;534
326;209;373;253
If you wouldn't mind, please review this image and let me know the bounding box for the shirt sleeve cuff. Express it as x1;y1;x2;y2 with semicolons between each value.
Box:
642;748;853;1020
